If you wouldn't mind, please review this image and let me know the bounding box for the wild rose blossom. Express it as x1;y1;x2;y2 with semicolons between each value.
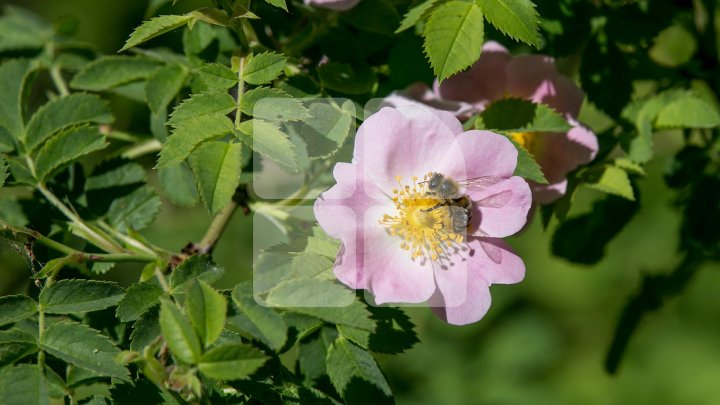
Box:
304;0;360;11
314;105;531;325
387;41;599;203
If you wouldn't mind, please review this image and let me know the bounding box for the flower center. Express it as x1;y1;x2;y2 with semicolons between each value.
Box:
379;174;464;261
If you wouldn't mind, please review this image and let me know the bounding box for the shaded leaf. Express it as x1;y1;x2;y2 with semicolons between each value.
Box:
158;163;198;207
318;62;377;95
41;321;129;379
0;59;33;138
86;161;146;191
40;279;124;314
230;282;287;351
0;365;49;405
169;255;225;291
299;101;354;159
33;126;107;182
70;56;161;91
116;282;164;322
106;186;161;232
478;98;571;133
0;7;52;52
326;337;392;400
24;93;113;152
583;165;635;200
145;63;188;112
243;88;309;122
130;307;161;352
0;295;37;326
198;344;268;380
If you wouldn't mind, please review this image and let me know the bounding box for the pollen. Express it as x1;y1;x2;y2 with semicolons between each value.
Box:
511;132;537;153
379;175;464;261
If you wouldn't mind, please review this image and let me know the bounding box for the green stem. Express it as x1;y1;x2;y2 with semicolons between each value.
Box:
196;199;238;254
1;222;76;256
49;65;69;97
234;56;246;128
37;184;125;253
155;266;171;293
120;139;163;160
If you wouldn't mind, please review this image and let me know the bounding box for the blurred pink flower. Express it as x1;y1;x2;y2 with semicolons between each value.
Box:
304;0;360;11
387;41;598;203
314;105;531;325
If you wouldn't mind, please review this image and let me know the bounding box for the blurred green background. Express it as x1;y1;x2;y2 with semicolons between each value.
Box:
1;0;720;403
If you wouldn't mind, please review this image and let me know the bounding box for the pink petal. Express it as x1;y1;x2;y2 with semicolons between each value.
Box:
435;41;511;109
304;0;360;10
468;176;532;238
469;238;525;285
429;272;492;325
531;180;568;204
438;130;519;180
354;106;465;193
363;217;437;304
381;83;476;119
505;55;585;119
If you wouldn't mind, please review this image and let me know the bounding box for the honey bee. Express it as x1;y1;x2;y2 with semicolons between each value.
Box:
425;172;502;233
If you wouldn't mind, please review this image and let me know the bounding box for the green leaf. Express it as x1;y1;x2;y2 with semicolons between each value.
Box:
5;157;35;185
116;282;164;322
423;1;484;81
318;62;377;95
477;0;540;47
242;52;287;85
188;141;242;215
41;321;129;379
242;88;310;121
0;295;37;326
158;163;199;207
230;282;287;351
196;63;238;90
262;0;288;11
509;137;547;184
120;15;192;52
197;344;268;380
655;96;720;129
35;255;80;279
159;299;202;364
106;186;162;232
167;92;236;127
343;0;400;35
183;21;216;55
189;7;231;26
39;279;124;314
299;327;337;380
236;119;298;170
24;93;113;152
339;307;418;354
70;56;161;91
0;127;15;153
326;337;392;399
298;101;354;159
130;307;160;352
157;114;234;168
0;365;49;405
86;162;146;191
0;7;52;52
583;165;635;200
478;98;572;133
0;157;7;188
186;280;226;348
0;59;33;138
552;195;638;265
169;255;225;292
0;330;38;367
33;126;107;182
396;0;439;33
145;63;188;112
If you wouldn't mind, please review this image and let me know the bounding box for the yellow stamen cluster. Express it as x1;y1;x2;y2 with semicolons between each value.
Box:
379;174;464;261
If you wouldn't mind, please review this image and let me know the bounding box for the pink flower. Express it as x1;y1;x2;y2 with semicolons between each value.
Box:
387;41;599;203
304;0;360;11
314;105;531;325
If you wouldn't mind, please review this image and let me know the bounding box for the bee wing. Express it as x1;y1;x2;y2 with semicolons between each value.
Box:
456;176;504;191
